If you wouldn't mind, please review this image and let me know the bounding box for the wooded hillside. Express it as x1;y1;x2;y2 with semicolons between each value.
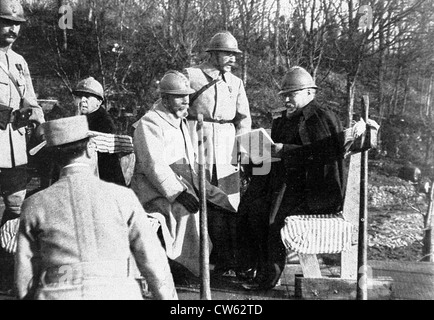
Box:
16;0;434;175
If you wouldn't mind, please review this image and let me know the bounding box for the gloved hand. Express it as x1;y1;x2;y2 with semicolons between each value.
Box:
29;106;46;125
351;118;380;139
176;190;199;214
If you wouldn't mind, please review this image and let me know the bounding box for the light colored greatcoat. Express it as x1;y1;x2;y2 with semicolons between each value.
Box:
16;165;177;300
0;48;40;168
131;100;236;276
184;62;251;211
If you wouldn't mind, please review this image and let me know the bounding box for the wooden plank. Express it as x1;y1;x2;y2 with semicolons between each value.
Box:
298;254;322;278
423;181;434;262
294;275;393;300
341;153;361;279
369;260;434;300
369;260;434;275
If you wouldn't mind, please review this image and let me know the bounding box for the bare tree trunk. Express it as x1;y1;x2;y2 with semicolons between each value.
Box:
166;0;173;38
391;65;402;115
377;19;386;145
425;135;433;165
378;23;385;121
345;0;356;127
346;76;356;127
242;51;248;85
93;14;107;105
274;0;281;71
261;0;267;35
58;0;68;51
426;74;433;118
401;75;410;114
221;0;229;30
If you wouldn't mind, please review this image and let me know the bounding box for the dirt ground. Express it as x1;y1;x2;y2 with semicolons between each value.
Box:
0;176;429;300
368;208;426;262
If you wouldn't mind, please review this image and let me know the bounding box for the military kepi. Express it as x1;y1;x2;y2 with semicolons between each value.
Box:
41;116;90;147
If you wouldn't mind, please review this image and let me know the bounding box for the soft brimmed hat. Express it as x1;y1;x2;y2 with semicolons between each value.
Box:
41;116;90;148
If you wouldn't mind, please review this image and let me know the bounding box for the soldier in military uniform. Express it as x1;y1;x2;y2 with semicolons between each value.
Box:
0;0;45;292
16;116;177;300
183;32;252;276
74;77;126;186
131;71;237;281
239;67;346;290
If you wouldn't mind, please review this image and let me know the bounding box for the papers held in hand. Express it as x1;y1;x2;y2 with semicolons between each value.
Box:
236;128;279;164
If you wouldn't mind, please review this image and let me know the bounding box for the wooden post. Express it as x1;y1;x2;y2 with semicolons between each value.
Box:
197;114;211;300
357;95;369;300
423;181;434;262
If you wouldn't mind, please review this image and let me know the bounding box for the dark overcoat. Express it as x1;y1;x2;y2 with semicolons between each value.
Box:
86;107;126;186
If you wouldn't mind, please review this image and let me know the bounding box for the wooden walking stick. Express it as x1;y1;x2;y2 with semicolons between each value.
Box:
357;94;370;300
197;114;212;300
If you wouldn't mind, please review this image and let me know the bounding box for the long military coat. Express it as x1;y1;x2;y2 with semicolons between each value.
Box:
131;100;235;276
16;165;177;300
184;62;252;211
270;101;345;216
237;101;346;277
0;48;41;168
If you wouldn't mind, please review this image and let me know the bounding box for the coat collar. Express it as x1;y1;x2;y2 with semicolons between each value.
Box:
283;100;318;120
153;99;182;129
301;100;319;119
199;61;224;80
59;164;95;179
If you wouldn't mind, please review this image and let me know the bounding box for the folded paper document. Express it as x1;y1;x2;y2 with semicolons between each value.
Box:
236;128;277;164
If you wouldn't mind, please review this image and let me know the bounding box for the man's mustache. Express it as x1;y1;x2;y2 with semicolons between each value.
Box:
5;32;18;38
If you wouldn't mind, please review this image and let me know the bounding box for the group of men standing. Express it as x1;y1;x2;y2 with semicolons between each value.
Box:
131;31;251;281
0;0;352;300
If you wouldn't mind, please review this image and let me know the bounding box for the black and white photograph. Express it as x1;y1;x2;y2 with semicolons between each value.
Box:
0;0;433;305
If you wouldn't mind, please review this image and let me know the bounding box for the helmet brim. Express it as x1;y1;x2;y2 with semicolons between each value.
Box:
278;86;318;95
160;88;196;95
0;15;26;23
206;47;242;54
73;89;104;101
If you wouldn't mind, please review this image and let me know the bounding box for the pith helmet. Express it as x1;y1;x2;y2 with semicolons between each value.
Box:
279;66;318;95
206;31;242;54
159;70;195;95
0;0;26;23
73;77;105;100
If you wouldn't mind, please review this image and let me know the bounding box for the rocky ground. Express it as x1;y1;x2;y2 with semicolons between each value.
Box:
368;209;425;261
367;161;430;262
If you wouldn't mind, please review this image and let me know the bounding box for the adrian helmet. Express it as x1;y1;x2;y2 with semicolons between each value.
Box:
73;77;105;100
205;31;242;54
279;66;318;95
159;70;195;95
0;0;26;23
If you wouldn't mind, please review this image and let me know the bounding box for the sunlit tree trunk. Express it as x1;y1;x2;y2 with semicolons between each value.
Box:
274;0;280;72
58;0;68;51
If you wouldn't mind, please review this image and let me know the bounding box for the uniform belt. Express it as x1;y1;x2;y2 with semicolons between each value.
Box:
187;116;234;124
40;260;129;286
8;111;17;124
